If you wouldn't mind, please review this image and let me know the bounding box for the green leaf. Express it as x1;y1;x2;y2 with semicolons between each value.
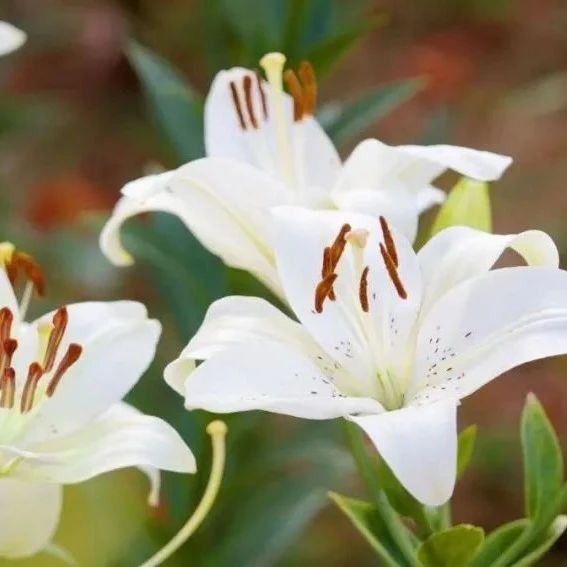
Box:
469;519;528;567
515;515;567;566
329;492;404;566
430;177;492;237
304;16;385;76
324;79;422;147
457;425;478;479
417;524;484;567
126;41;204;162
521;393;563;521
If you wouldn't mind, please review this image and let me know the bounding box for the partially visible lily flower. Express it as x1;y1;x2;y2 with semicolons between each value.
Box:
0;21;26;57
165;207;567;506
0;244;196;559
100;52;511;296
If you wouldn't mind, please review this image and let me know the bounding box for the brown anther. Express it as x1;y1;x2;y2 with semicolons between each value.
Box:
283;68;304;121
359;266;370;312
315;273;338;314
0;367;15;409
46;343;82;397
229;81;247;130
43;306;68;373
20;362;43;414
329;223;352;268
321;247;336;300
0;338;17;382
255;71;268;120
298;61;317;115
6;251;46;297
380;244;407;299
0;307;13;344
242;75;258;129
379;216;398;268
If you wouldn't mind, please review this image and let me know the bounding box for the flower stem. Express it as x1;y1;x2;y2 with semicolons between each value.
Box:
343;420;420;567
140;420;228;567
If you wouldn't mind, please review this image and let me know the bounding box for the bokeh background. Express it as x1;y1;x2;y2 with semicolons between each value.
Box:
1;0;567;565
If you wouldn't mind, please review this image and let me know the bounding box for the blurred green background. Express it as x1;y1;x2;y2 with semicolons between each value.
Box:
1;0;567;565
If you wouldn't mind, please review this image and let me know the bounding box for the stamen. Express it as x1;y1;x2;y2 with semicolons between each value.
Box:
315;273;338;314
346;228;369;249
242;75;258;129
380;244;407;299
0;307;13;344
37;322;53;363
283;69;304;121
43;307;68;373
20;362;43;414
0;242;15;264
321;247;336;300
359;266;370;312
0;368;15;409
298;61;317;115
379;216;398;268
0;338;17;380
255;71;268;119
46;343;82;397
329;223;352;268
229;81;247;130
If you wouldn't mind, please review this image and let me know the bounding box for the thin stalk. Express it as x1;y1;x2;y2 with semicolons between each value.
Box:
140;420;227;567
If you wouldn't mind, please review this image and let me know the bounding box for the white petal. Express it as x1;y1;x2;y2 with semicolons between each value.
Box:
101;158;285;295
418;226;559;314
412;267;567;402
332;188;420;242
13;402;196;496
0;21;26;57
25;302;161;442
350;398;458;506
184;341;383;419
333;138;511;197
0;479;62;559
205;68;340;192
165;295;327;392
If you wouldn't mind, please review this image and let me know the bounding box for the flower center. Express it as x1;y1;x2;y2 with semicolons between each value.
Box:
0;305;82;418
227;53;318;195
313;218;409;410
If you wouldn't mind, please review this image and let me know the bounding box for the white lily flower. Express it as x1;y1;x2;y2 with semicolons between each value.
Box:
0;246;196;559
100;52;512;295
164;207;567;506
0;21;26;57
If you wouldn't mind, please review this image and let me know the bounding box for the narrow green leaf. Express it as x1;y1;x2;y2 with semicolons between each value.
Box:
515;515;567;566
469;519;528;567
417;524;484;567
329;492;403;566
457;425;478;479
430;177;492;237
126;41;204;161
521;393;563;521
324;79;422;147
304;15;385;76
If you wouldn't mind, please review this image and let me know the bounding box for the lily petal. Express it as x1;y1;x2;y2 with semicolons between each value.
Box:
26;302;161;442
333;138;511;197
165;295;328;394
0;479;62;559
101;158;284;295
184;341;383;419
13;402;195;498
412;267;567;402
418;226;559;313
0;21;26;57
350;398;458;506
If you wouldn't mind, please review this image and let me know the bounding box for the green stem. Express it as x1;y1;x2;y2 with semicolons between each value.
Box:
343;420;420;567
